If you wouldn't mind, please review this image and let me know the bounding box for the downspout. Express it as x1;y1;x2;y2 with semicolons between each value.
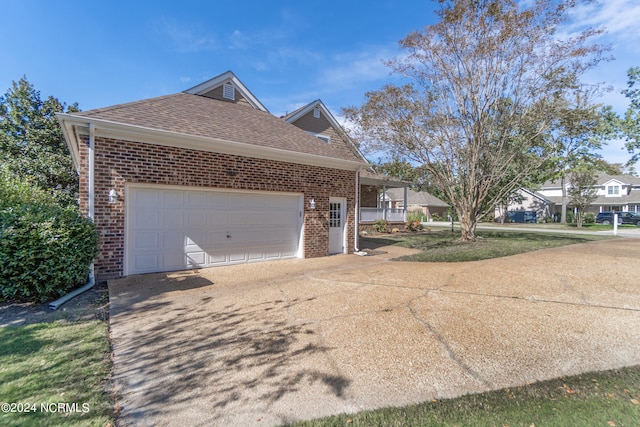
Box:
354;166;361;252
50;122;96;310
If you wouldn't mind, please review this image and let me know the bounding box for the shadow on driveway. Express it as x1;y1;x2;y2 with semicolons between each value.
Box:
110;270;351;426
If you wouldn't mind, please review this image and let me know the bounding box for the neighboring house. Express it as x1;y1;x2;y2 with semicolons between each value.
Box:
58;71;369;280
383;188;449;220
283;100;409;226
496;173;640;222
494;188;553;223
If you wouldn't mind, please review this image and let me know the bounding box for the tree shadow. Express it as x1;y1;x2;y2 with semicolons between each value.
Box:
109;275;350;424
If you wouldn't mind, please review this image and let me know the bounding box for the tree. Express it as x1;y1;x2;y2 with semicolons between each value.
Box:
0;77;79;205
619;67;640;164
376;158;445;197
547;90;614;224
567;164;598;228
344;0;607;241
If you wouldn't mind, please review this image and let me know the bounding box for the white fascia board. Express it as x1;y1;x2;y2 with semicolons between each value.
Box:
63;115;367;171
56;113;82;171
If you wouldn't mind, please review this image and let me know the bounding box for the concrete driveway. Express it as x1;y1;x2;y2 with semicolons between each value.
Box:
109;239;640;426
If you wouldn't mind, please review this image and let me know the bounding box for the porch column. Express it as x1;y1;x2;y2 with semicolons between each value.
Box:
382;186;387;220
403;186;408;221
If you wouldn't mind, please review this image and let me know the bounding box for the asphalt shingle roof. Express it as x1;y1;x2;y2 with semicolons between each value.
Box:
73;93;362;163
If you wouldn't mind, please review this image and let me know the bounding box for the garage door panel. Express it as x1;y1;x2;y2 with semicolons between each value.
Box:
133;254;160;273
186;210;207;226
133;211;160;228
162;211;184;227
127;187;301;274
162;190;184;207
134;232;159;250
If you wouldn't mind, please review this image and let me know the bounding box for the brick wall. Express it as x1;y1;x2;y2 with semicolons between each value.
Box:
360;185;379;207
80;136;356;280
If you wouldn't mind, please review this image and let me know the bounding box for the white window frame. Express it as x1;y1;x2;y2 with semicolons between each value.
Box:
606;185;620;197
306;131;330;144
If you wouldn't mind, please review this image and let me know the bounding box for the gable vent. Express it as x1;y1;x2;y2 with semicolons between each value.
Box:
223;83;235;100
313;107;320;118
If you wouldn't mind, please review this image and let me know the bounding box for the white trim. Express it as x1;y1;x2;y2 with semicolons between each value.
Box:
329;197;347;254
306;131;331;144
88;123;95;220
57;114;367;171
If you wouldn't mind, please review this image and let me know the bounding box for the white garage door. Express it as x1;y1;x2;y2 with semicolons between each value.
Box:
126;186;302;275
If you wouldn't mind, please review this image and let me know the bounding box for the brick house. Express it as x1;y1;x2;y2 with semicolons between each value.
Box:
58;71;369;281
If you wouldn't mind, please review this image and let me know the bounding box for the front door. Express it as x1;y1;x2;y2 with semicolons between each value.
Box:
329;197;346;254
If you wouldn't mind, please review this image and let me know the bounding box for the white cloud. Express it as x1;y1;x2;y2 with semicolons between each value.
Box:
567;0;640;40
154;18;218;53
317;47;395;90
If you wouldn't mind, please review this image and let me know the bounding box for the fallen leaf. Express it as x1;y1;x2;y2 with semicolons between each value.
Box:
607;421;616;427
631;399;639;405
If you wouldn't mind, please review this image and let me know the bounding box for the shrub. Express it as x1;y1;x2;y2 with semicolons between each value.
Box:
431;212;442;221
0;173;98;302
584;212;596;224
373;219;389;233
406;212;424;232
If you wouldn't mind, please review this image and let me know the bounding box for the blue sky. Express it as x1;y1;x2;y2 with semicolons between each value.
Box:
1;0;639;166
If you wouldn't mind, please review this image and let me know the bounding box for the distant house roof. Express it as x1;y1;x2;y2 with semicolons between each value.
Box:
385;187;449;207
542;172;640;188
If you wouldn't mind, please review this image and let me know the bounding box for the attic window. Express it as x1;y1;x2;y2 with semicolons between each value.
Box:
607;185;620;196
223;83;235;100
313;107;320;118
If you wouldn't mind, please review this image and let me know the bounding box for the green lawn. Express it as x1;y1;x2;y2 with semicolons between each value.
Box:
362;229;612;262
289;366;640;426
0;321;114;426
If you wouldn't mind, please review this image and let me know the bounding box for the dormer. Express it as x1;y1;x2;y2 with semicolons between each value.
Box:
603;179;625;197
184;71;269;112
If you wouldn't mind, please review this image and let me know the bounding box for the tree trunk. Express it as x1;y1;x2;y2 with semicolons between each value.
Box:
459;212;477;241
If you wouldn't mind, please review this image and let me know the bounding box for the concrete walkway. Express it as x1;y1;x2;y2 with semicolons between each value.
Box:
109;239;640;426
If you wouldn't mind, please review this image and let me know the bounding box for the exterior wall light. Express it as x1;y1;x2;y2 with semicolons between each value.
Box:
308;197;316;210
108;189;118;204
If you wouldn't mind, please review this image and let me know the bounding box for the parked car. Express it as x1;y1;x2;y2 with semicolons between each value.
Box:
595;211;640;225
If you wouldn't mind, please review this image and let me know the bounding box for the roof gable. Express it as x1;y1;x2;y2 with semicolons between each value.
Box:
603;178;624;187
184;71;268;112
283;99;367;163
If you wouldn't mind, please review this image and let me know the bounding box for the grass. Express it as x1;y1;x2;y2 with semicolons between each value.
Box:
289;366;640;427
0;321;114;426
362;229;612;262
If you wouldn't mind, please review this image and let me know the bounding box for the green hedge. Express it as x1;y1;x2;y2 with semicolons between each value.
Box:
0;172;97;302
